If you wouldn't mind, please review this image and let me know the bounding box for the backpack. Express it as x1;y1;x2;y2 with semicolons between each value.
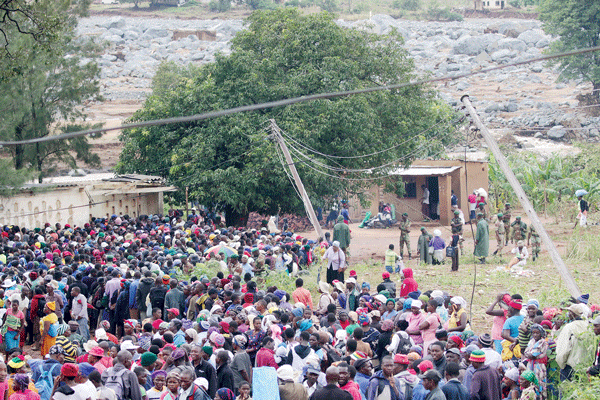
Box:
394;332;412;355
35;362;60;400
150;287;167;310
104;367;128;399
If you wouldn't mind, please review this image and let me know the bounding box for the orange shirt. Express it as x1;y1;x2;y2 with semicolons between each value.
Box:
292;287;314;310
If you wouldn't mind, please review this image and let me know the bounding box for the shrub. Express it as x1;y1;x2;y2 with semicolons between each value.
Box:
318;0;339;12
209;0;231;11
393;0;421;11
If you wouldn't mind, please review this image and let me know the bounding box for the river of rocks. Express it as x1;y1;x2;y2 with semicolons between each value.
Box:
77;14;600;144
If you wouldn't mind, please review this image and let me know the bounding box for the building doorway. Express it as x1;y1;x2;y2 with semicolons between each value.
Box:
427;176;440;220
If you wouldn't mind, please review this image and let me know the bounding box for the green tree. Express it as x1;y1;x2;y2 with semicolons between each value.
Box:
0;0;103;182
539;0;600;94
117;9;458;225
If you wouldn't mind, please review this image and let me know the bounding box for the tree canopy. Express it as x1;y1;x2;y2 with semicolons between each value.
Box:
117;9;458;224
0;0;102;184
539;0;600;92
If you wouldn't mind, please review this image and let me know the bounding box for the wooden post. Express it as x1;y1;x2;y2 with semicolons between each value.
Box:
185;186;189;220
270;120;325;240
461;95;581;297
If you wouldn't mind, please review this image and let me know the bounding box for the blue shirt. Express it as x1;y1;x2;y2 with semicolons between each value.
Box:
503;315;524;339
129;279;140;308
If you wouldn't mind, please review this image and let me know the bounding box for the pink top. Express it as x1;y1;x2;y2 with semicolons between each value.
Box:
491;310;508;340
406;312;426;344
421;313;441;344
468;194;477;204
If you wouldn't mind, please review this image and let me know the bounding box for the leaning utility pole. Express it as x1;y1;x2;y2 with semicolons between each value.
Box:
461;95;581;297
270;120;325;239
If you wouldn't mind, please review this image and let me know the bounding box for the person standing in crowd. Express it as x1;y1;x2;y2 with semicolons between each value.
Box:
492;213;504;256
474;213;489;264
468;191;477;222
323;241;346;284
417;227;433;265
398;213;412;260
333;216;351;256
421;185;430;221
577;193;589;227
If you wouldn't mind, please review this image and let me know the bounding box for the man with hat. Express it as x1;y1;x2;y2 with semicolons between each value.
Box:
377;272;396;298
394;353;418;398
417;227;433;264
477;334;502;370
474;212;489;264
303;364;322;397
316;281;334;316
510;216;527;244
354;358;373;398
469;350;502;400
556;303;590;381
420;369;445;400
450;209;465;255
399;213;412;260
277;364;308;400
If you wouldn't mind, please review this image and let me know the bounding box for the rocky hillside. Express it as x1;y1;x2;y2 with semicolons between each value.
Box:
77;14;598;168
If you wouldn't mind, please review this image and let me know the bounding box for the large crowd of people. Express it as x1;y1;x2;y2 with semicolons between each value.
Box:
0;211;596;400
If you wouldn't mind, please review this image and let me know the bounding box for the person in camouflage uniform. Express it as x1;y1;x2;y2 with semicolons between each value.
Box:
417;226;433;264
399;213;411;259
511;216;527;243
477;202;487;221
502;203;512;245
528;226;541;261
493;212;505;256
450;210;465;255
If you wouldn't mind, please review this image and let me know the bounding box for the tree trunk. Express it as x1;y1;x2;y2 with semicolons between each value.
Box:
14;123;24;170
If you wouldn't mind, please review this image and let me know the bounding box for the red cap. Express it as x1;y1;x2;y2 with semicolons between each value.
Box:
418;360;434;372
394;354;410;365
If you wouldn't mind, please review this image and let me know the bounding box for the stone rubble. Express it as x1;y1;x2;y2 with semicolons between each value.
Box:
78;14;599;144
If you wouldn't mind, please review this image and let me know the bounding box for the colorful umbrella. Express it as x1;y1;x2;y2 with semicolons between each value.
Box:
204;245;237;259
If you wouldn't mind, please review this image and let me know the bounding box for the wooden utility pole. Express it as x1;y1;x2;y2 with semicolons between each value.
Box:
270;120;325;239
185;186;189;219
461;95;581;297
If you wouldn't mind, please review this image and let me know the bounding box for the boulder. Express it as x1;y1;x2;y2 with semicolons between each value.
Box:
496;38;527;52
517;29;547;45
547;125;566;140
105;17;126;30
490;49;516;62
141;27;170;40
452;34;502;56
535;38;550;48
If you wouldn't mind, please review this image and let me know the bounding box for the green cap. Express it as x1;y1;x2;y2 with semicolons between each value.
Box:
454;210;460;215
497;213;503;217
402;212;408;217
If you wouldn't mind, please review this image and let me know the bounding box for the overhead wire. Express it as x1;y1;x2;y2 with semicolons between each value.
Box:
278;114;459;160
1;45;600;146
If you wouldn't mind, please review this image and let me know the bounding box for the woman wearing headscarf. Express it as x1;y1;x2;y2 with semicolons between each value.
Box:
523;324;548;400
3;299;25;356
518;300;540;350
215;388;235;400
447;297;469;333
40;302;58;357
147;370;167;400
428;230;446;265
519;370;538;400
316;282;334;316
159;371;180;400
7;374;38;400
375;319;395;363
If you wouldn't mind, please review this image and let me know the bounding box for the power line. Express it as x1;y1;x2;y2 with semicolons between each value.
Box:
278;114;460;160
1;45;600;146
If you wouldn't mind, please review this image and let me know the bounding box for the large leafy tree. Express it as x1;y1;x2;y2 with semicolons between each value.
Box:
118;9;458;225
0;0;103;183
539;0;600;93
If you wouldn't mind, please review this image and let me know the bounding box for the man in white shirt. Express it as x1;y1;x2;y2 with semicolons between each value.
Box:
507;241;529;269
421;185;430;220
71;286;90;342
303;365;323;397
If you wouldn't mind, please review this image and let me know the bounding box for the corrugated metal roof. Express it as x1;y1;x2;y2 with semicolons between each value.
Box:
29;173;166;186
388;166;461;176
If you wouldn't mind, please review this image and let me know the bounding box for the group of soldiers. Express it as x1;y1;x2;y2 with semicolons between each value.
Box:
395;202;542;263
494;203;541;261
